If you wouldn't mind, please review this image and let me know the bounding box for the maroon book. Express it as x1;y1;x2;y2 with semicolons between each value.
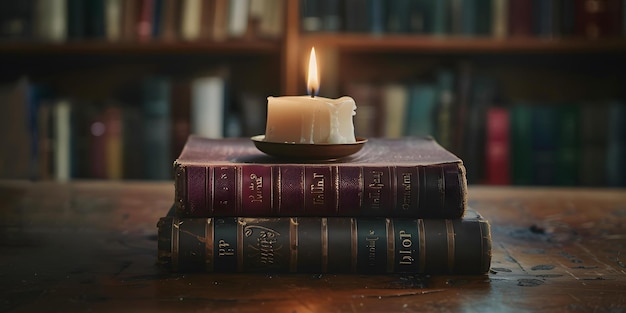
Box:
173;135;467;218
508;0;533;37
485;107;511;185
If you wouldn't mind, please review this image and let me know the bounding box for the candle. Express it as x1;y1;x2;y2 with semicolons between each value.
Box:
265;47;357;144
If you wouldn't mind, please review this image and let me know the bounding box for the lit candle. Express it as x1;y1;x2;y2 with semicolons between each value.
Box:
265;47;357;144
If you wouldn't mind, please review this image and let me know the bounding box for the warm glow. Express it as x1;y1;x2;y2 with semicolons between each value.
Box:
307;47;319;96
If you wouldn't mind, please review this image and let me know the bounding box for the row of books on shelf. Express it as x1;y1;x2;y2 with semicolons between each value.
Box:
346;72;626;187
157;134;492;274
0;0;284;43
0;72;268;181
302;0;626;39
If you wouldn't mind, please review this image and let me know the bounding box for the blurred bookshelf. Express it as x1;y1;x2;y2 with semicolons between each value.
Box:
0;0;625;187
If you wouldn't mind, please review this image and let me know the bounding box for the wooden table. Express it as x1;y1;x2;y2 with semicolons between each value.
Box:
0;181;624;312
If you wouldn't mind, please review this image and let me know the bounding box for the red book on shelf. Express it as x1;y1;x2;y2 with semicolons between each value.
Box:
174;135;467;218
485;107;511;185
508;0;532;37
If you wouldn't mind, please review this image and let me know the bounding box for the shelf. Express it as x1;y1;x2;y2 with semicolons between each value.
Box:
301;34;626;54
0;39;282;56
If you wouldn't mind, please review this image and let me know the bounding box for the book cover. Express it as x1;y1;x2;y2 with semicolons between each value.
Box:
191;75;228;138
382;83;408;138
85;0;106;39
160;0;180;41
142;76;172;180
228;0;249;38
462;76;494;184
53;99;72;181
510;102;533;185
532;0;555;37
301;0;322;32
157;208;491;274
34;0;67;42
531;105;558;185
508;0;532;37
485;106;510;185
579;103;608;186
404;83;437;137
174;135;467;219
387;0;411;33
556;104;580;186
491;0;508;39
67;0;86;40
432;0;451;36
607;101;626;186
105;0;122;41
409;0;433;33
475;0;492;36
322;0;342;32
180;0;201;41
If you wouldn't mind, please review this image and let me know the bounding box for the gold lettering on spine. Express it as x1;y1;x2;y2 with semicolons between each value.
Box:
276;167;281;214
208;166;214;215
172;218;180;271
359;167;364;208
237;218;244;272
290;218;298;272
418;219;426;273
206;218;214;272
321;218;328;272
311;172;325;205
236;166;242;214
446;220;455;273
351;218;357;273
392;167;398;212
334;166;340;214
369;171;384;210
398;229;414;265
248;173;264;203
386;218;394;273
401;172;412;211
439;167;446;209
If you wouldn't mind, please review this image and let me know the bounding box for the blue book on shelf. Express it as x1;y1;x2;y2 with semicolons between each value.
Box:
404;83;437;137
152;0;164;37
531;105;558;185
532;0;554;37
368;0;385;35
461;0;477;36
607;101;626;186
142;76;172;180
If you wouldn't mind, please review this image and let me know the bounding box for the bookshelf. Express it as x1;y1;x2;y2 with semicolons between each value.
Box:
1;0;625;186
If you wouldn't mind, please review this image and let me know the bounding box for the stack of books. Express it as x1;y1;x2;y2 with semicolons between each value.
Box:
157;135;492;274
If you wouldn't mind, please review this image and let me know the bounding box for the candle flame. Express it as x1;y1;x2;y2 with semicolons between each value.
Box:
307;47;319;96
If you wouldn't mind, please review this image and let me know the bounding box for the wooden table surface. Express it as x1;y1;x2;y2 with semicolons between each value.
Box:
0;181;624;312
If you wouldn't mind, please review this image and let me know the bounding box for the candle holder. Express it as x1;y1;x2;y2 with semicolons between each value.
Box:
251;135;368;160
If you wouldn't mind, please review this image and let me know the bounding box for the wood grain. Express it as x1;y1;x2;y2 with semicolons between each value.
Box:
0;181;624;312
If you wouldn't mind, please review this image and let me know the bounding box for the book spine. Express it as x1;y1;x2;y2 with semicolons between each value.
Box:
157;216;491;274
175;162;467;219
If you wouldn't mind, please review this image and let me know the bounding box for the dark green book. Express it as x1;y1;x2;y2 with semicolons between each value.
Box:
157;208;491;274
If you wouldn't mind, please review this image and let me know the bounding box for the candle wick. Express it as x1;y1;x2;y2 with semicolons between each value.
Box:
310;88;315;98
